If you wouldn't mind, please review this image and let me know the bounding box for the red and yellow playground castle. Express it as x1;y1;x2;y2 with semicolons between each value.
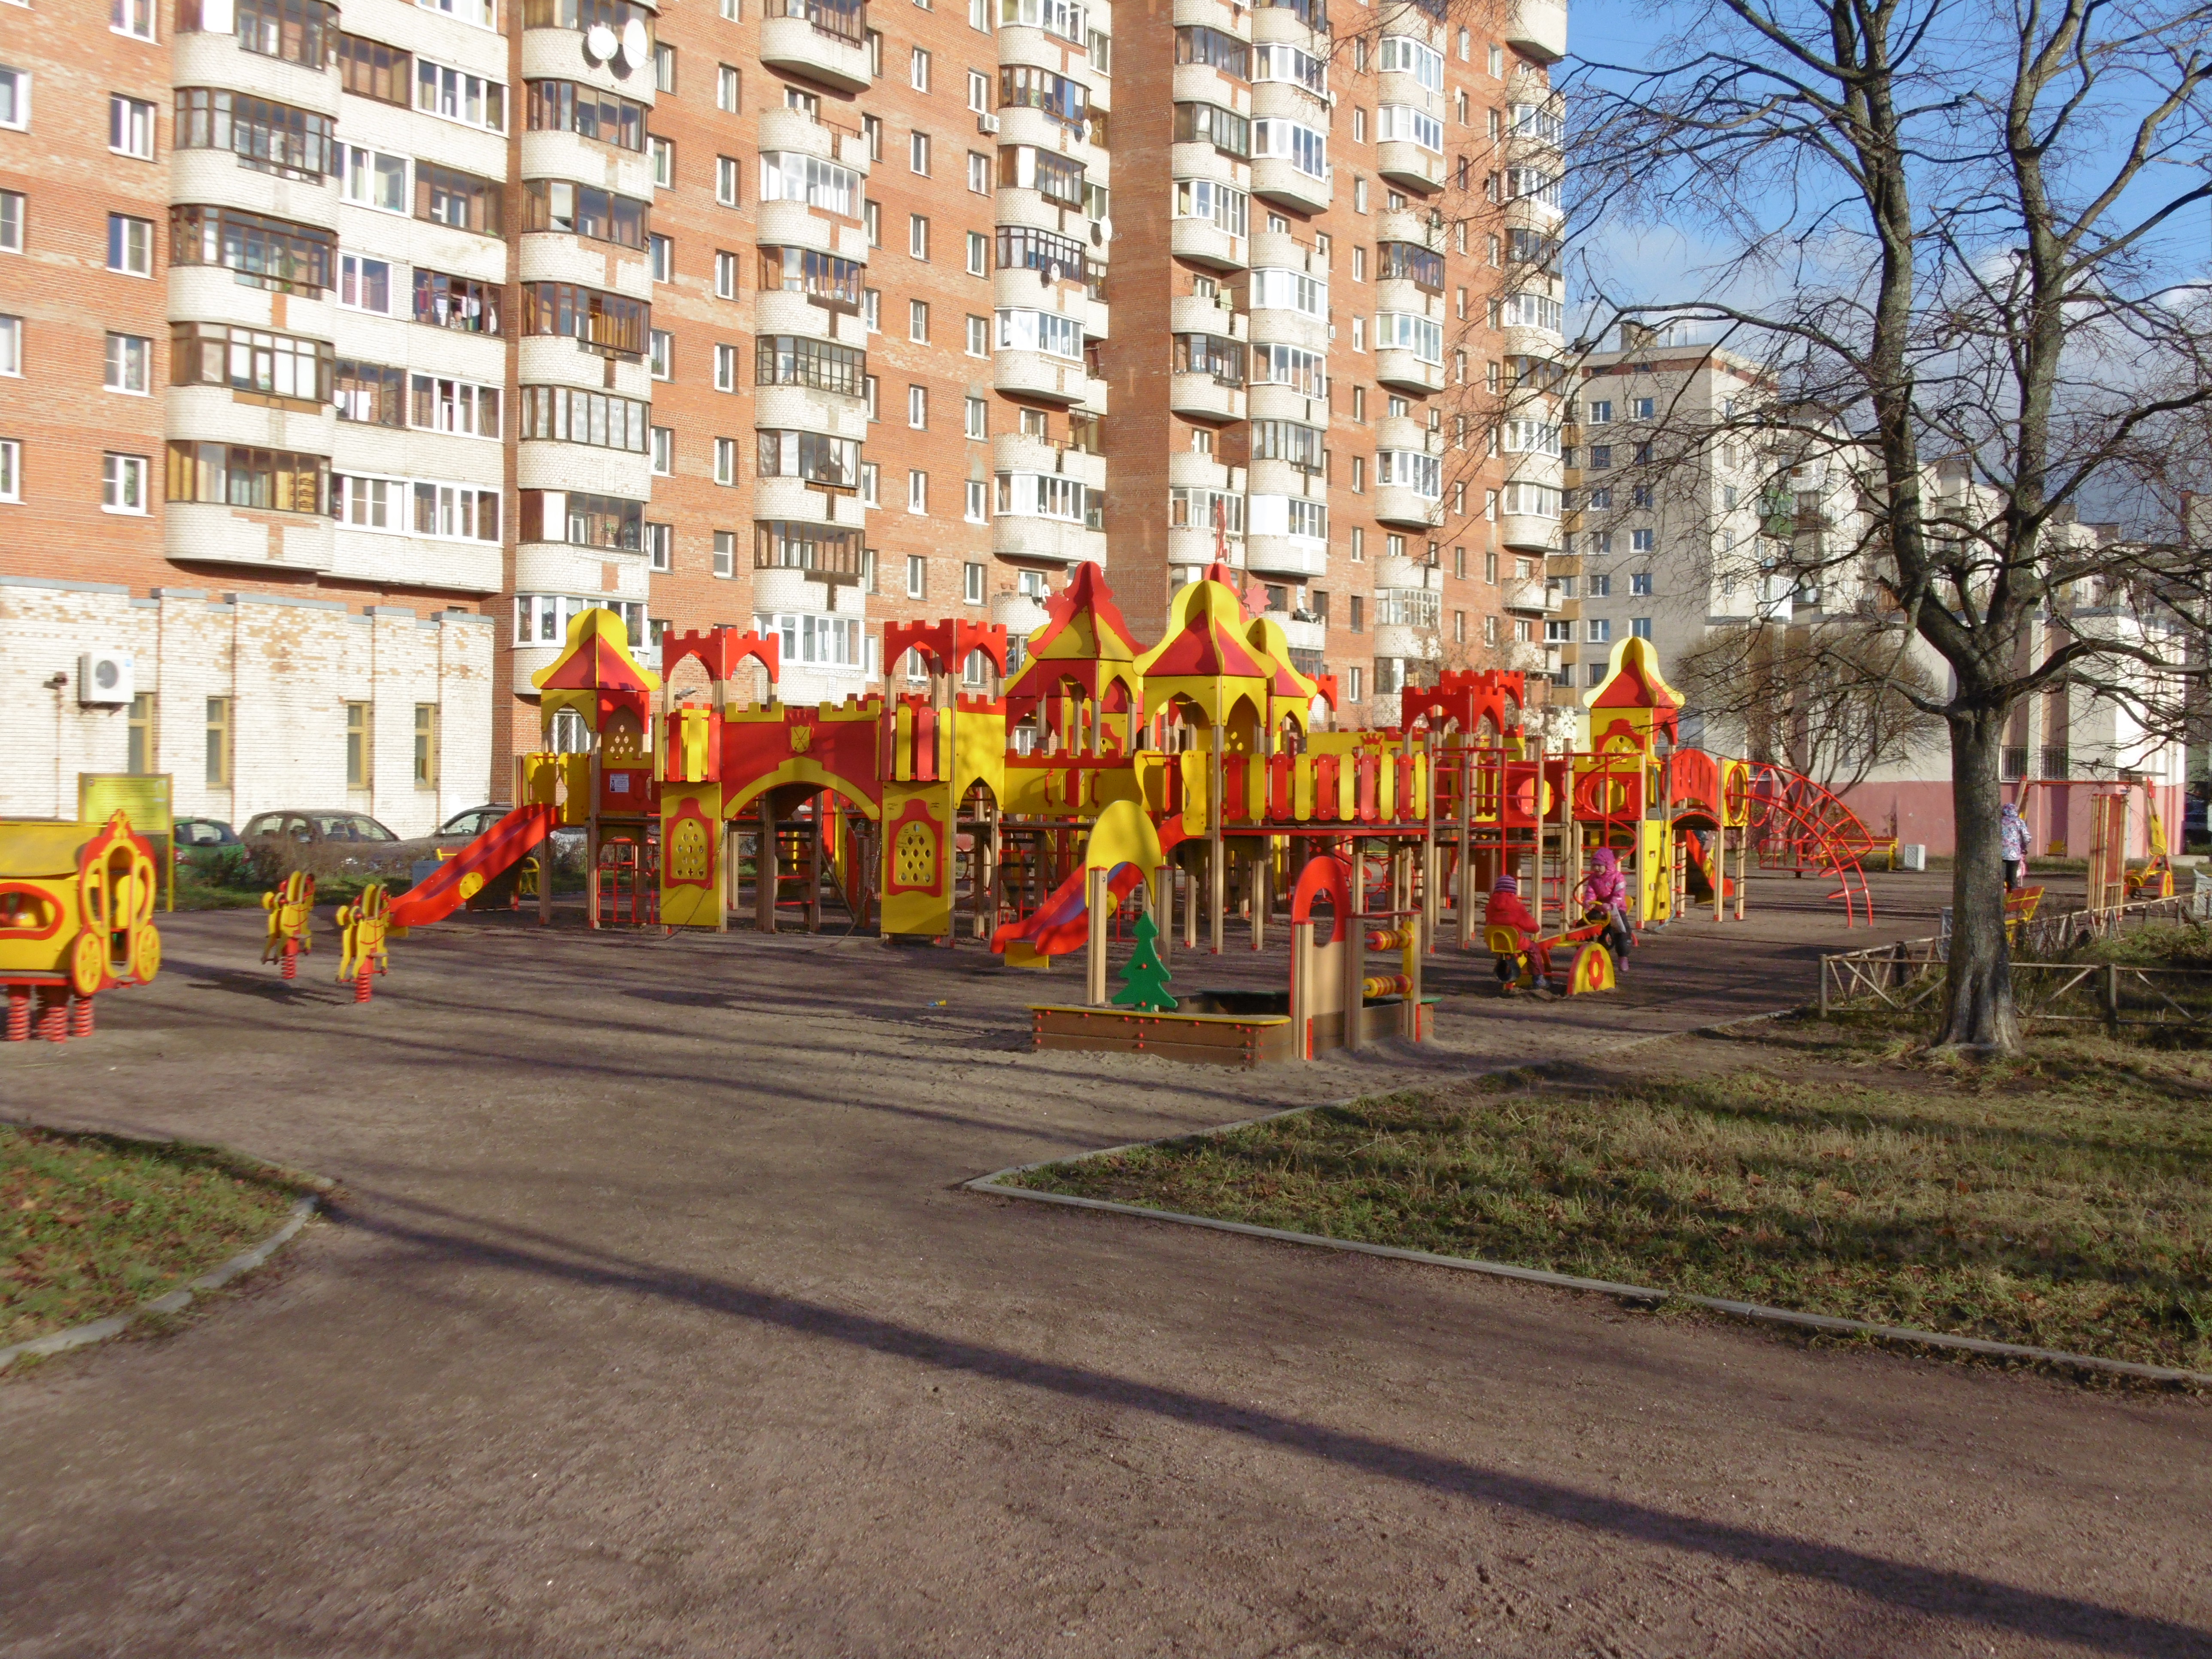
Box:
383;562;1893;1054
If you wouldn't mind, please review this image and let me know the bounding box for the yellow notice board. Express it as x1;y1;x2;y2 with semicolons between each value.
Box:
79;773;175;911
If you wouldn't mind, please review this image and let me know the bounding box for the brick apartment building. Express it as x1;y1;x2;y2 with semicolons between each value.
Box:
0;0;1566;833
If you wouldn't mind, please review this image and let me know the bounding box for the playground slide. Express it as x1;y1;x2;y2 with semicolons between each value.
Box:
991;821;1193;966
992;861;1148;965
386;803;559;930
1682;830;1735;901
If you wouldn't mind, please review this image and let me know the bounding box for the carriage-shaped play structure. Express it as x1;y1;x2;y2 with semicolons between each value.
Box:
0;812;162;1042
378;561;1884;1062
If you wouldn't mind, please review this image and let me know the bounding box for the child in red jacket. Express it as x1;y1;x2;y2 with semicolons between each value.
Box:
1484;873;1552;987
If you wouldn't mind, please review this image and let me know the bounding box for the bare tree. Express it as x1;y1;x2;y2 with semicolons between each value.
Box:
1678;617;1948;790
1568;0;2212;1050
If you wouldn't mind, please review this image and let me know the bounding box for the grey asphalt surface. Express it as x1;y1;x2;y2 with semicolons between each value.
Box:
1;873;2205;1657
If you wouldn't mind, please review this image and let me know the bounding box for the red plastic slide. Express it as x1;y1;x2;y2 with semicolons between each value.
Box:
992;861;1148;959
386;803;559;930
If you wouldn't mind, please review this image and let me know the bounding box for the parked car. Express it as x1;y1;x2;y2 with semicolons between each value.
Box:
240;811;428;881
436;804;584;856
172;817;239;849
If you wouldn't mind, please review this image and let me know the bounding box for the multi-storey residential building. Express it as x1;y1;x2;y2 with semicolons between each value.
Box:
2;0;1565;833
1547;331;2188;851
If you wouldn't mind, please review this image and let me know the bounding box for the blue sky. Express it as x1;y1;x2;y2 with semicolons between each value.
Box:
1556;0;2212;334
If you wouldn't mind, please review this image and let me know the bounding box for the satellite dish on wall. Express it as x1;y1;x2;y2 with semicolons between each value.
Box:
585;21;617;61
620;18;650;68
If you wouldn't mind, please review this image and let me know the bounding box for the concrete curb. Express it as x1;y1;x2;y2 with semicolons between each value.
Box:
0;1191;324;1373
963;1011;2212;1391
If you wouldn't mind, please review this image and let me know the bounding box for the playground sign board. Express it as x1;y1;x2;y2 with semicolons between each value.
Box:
79;774;173;911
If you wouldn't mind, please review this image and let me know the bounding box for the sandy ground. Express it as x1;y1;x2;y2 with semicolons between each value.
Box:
1;872;2206;1657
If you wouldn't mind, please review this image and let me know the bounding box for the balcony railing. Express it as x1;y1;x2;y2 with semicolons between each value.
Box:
764;0;866;45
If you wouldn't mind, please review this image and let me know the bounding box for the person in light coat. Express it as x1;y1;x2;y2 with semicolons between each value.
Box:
1999;801;2032;892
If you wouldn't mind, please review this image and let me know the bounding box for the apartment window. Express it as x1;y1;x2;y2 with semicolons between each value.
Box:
864;201;881;244
786;86;819;116
205;697;232;788
715;343;737;390
965;480;987;522
650;330;672;378
911;48;932;90
864;115;884;159
651;426;673;474
1632;484;1654;507
413;704;439;789
906;555;927;597
520;179;642;246
908;384;928;428
110;95;156;159
419;163;504;234
1632;396;1656;419
910;131;932;174
339;145;409;211
715;249;738;298
646;521;672;572
0;438;18;501
0;315;18;377
1632;528;1655;553
716;156;739;205
713;531;736;577
1587;618;1613;644
0;67;27;132
968;69;990;111
1349;526;1364;562
102;453;149;513
104;333;151;394
649;234;672;282
1347;666;1363;703
108;214;155;276
1586;574;1610;597
909;300;930;343
418;58;505;131
966;229;988;272
1350;457;1364;492
1632;617;1653;640
964;561;985;603
909;215;930;259
649;135;673;187
908;469;928;512
1353;176;1367;212
863;289;880;331
717;64;741;110
0;191;20;252
860;462;879;506
115;0;158;38
1631;571;1653;596
966;315;989;356
345;702;371;788
864;375;879;418
965;395;988;437
714;437;737;484
648;39;675;90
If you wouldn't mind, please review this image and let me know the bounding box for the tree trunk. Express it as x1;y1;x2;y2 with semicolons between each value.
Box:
1936;710;2021;1051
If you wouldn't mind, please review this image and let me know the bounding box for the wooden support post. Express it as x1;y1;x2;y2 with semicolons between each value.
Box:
1344;838;1366;1053
1208;725;1225;956
1086;866;1109;1006
755;797;778;933
1251;841;1269;952
1457;740;1477;950
1403;845;1423;1042
806;797;823;933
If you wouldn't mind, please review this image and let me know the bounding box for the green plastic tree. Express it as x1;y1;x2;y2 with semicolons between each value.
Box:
1112;908;1178;1013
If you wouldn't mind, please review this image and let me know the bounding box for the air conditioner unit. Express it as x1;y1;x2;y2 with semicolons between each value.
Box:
78;650;134;707
976;113;1000;134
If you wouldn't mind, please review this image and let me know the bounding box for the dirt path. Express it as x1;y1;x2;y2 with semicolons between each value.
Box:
1;878;2205;1657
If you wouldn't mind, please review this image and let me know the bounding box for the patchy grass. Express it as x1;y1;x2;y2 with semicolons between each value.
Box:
1013;1027;2212;1374
2;1125;309;1349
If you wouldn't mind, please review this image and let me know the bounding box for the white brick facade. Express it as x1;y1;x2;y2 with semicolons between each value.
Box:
0;577;493;836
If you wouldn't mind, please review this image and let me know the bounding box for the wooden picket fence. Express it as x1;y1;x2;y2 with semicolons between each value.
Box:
1817;890;2212;1027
